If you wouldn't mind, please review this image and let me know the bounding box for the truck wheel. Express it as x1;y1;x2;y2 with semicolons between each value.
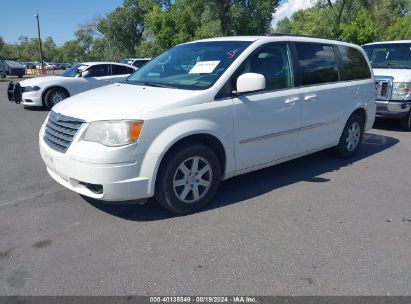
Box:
333;114;364;158
44;88;68;110
155;143;221;214
400;110;411;131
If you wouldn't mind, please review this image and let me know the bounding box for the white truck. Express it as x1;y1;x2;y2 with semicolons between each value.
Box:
362;40;411;130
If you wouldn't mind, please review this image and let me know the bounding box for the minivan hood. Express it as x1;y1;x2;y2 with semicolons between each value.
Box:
52;83;208;122
373;68;411;83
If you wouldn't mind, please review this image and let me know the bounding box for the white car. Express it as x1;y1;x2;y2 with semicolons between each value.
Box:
36;62;56;70
39;36;376;214
362;40;411;130
8;62;137;109
121;58;152;69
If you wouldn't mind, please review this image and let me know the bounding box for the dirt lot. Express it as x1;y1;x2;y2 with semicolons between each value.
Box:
0;81;410;295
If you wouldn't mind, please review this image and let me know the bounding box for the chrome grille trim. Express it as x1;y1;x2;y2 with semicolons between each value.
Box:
43;111;84;153
375;76;393;101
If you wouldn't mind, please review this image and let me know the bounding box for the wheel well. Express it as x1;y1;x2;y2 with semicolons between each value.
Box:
159;134;227;177
42;86;70;105
352;108;366;125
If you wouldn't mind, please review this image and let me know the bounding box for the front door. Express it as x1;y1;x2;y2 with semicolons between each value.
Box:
77;64;112;94
233;43;303;171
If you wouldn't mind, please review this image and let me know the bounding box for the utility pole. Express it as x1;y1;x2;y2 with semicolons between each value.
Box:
34;14;44;69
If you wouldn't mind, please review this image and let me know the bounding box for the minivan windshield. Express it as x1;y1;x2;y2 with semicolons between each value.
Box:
60;64;89;77
126;41;252;90
363;43;411;69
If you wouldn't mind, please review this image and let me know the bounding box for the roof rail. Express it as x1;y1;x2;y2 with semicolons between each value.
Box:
266;33;344;42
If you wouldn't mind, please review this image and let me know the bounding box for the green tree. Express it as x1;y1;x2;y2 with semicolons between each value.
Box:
386;15;411;40
97;0;158;59
146;0;279;53
275;7;337;38
0;36;4;53
339;8;378;44
59;40;84;62
43;37;57;61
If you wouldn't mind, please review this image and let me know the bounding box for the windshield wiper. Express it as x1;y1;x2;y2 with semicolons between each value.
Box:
126;80;176;88
373;63;411;69
144;81;174;88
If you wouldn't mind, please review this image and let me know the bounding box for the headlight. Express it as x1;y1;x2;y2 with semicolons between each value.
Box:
83;120;143;146
392;82;411;101
22;86;41;92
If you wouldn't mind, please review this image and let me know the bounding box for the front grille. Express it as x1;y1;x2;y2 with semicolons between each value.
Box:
44;111;84;153
380;82;388;97
375;76;393;101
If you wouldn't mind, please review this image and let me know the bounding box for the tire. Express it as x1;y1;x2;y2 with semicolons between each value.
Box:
333;114;364;158
155;143;221;214
399;110;411;131
44;88;68;110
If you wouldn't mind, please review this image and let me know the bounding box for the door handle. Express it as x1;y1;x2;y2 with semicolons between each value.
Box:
285;97;300;105
304;94;317;102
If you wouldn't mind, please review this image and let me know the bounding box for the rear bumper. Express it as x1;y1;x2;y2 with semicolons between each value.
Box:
375;100;411;119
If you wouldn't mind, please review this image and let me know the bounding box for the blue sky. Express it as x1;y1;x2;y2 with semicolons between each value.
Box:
0;0;123;45
0;0;314;45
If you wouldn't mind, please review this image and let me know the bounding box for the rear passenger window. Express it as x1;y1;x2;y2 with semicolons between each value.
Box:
338;46;371;80
239;44;293;91
296;44;339;86
133;60;149;68
112;65;133;75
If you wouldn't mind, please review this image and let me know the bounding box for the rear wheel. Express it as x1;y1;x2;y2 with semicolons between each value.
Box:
333;114;364;158
155;143;221;214
44;88;68;110
400;110;411;131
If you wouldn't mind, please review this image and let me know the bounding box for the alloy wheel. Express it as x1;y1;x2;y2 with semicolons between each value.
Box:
173;156;212;204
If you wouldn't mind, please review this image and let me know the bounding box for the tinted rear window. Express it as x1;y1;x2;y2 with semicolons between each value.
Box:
295;43;339;86
112;64;134;75
339;46;371;80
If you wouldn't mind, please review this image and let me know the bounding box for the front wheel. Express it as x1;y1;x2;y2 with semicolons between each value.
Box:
333;114;364;158
400;110;411;131
44;88;68;110
155;143;221;214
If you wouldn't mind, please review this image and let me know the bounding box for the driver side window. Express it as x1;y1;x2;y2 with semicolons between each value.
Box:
86;64;109;77
238;44;293;91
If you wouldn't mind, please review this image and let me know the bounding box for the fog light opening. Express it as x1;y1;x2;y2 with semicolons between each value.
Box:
79;182;103;194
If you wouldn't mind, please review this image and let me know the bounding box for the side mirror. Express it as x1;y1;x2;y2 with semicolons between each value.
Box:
236;73;266;94
81;70;90;78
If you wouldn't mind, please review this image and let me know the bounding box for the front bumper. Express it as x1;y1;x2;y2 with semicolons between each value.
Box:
21;91;42;106
39;126;155;202
375;100;411;119
7;81;43;106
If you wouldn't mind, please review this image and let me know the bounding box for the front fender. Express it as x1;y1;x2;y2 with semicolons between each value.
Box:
138;118;235;197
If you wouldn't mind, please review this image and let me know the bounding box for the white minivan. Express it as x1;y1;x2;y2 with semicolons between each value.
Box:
39;36;376;214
